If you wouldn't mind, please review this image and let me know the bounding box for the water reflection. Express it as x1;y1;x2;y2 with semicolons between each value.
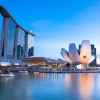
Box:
64;73;80;88
0;73;100;100
0;77;14;84
64;73;94;100
79;73;94;100
64;73;80;100
29;73;63;80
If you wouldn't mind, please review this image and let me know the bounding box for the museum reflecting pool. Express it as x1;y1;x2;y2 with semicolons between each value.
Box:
0;73;100;100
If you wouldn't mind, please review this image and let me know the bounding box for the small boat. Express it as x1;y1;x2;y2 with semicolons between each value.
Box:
33;72;39;73
18;70;28;73
0;73;14;77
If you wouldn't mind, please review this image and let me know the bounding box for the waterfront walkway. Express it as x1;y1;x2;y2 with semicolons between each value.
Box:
3;67;100;73
30;68;100;73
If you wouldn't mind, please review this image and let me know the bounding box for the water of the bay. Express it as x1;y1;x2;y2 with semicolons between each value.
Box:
0;73;100;100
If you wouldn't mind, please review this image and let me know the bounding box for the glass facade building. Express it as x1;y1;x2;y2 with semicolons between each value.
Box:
17;28;25;59
28;34;34;57
7;19;16;60
0;6;35;61
90;45;96;65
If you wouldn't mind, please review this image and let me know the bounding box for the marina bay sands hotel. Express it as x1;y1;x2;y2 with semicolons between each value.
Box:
0;6;35;61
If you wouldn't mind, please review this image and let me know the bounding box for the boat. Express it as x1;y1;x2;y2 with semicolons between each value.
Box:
18;70;28;73
0;73;14;77
33;71;39;73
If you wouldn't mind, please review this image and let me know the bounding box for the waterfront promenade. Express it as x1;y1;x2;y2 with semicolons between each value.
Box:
8;66;100;73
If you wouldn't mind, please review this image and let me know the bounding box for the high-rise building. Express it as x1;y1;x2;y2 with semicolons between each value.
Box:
0;6;35;61
90;45;96;65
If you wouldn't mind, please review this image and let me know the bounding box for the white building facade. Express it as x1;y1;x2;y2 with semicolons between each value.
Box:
61;40;95;68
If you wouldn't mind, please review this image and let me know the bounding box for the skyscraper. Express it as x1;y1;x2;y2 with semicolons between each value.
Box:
0;6;35;61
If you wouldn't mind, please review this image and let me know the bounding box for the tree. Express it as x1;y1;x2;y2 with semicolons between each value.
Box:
66;63;70;68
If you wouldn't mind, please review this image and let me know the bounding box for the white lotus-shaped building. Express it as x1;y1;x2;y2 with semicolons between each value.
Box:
61;40;95;67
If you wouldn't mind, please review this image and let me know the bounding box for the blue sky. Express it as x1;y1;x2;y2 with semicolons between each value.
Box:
0;0;100;59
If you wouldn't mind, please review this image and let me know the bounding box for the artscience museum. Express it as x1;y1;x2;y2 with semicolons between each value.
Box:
61;40;96;68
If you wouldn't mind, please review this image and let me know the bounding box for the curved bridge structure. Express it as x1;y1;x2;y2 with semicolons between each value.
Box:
0;6;35;61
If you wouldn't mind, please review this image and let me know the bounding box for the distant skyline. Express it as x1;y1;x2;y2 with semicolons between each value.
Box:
0;0;100;59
